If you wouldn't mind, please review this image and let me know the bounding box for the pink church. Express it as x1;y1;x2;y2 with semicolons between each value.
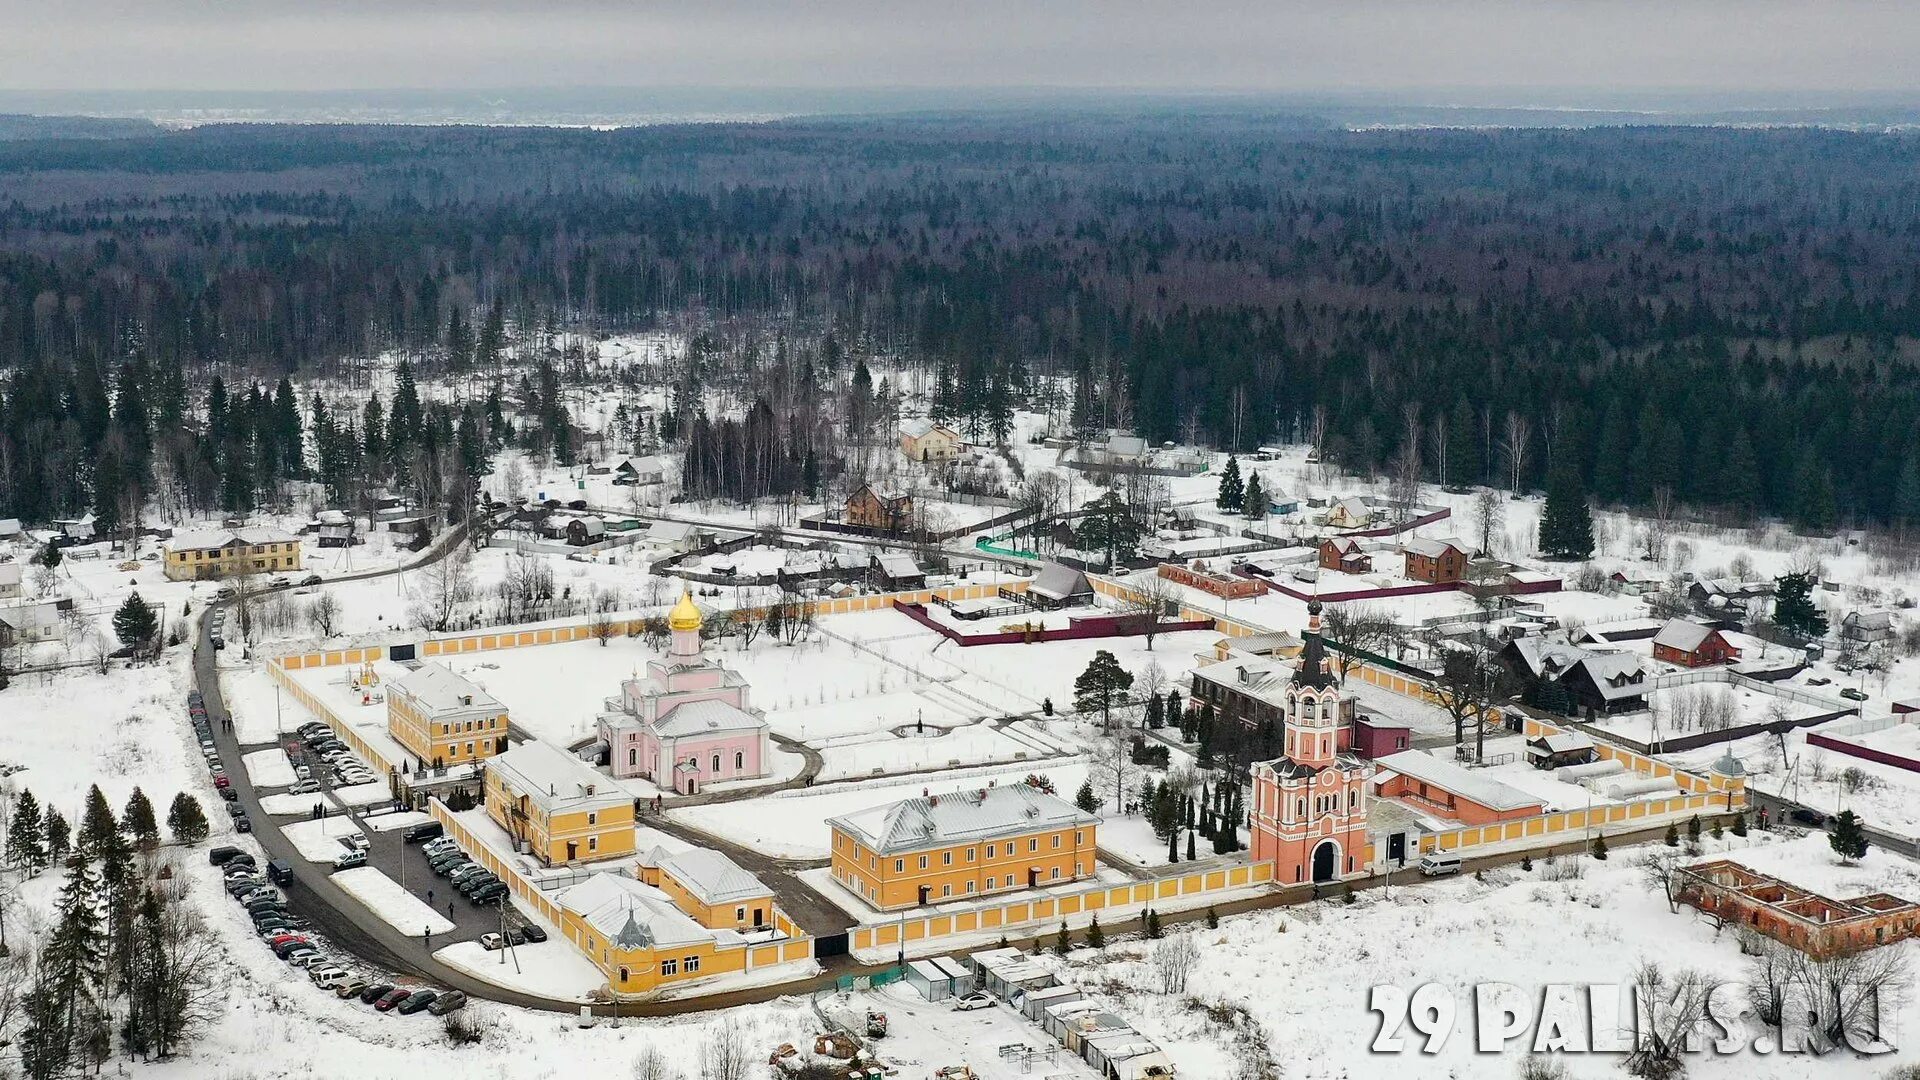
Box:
598;593;771;794
1249;600;1376;886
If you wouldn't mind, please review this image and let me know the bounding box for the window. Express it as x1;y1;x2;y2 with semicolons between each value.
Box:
966;881;976;893
735;751;744;770
942;851;952;866
588;836;598;851
895;859;905;873
711;754;721;773
918;855;929;869
941;884;951;897
1052;835;1061;849
736;906;746;921
966;847;975;862
660;959;677;976
628;749;637;767
1005;842;1015;856
619;966;629;982
588;812;597;825
684;955;701;972
1074;831;1083;845
1051;867;1061;879
1005;875;1015;887
1028;838;1038;853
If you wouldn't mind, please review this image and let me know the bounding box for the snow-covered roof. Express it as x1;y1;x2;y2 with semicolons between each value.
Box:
1191;655;1293;704
556;873;715;950
1403;536;1467;558
1566;654;1650;700
1030;562;1093;602
0;563;20;587
0;601;59;631
1505;636;1596;679
391;663;501;716
571;516;606;536
1844;610;1893;632
487;740;627;814
1223;631;1301;656
660;848;771;905
1653;619;1718;653
1324;536;1365;554
0;519;21;538
167;526;298;553
901;418;959;440
1527;732;1594;755
648;521;693;543
828;784;1098;856
1372;751;1545;812
653;698;767;738
874;553;923;579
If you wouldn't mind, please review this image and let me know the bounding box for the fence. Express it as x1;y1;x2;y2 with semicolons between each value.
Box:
1807;730;1920;775
891;600;1213;647
849;861;1274;957
266;649;402;772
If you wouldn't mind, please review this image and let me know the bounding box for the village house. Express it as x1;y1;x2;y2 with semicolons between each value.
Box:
612;454;671;487
1688;578;1773;613
598;592;771;794
1248;601;1377;885
1651;619;1741;668
54;513;96;544
1841;610;1895;646
1674;860;1920;959
1401;537;1469;584
1323;497;1375;530
639;846;780;931
565;516;607;546
1318;536;1372;574
162;526;302;581
387;662;509;768
1524;730;1596;770
1609;568;1664;595
1557;653;1652;716
0;519;23;543
871;552;928;591
0;562;20;601
826;783;1099;911
1019;562;1095;610
484;740;635;867
0;600;61;645
844;485;914;533
899;418;967;462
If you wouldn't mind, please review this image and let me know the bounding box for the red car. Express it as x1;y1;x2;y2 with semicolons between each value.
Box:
214;776;231;789
374;988;412;1012
267;934;307;949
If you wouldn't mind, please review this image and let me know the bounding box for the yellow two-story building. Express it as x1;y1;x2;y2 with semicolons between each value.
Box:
484;741;634;866
554;870;809;996
640;846;779;932
163;526;302;581
387;662;509;768
828;783;1099;911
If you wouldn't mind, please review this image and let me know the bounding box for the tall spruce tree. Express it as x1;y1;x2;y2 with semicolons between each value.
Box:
1772;571;1829;640
1215;455;1244;510
1243;472;1268;518
1539;467;1594;559
7;788;47;871
112;591;159;652
122;788;160;854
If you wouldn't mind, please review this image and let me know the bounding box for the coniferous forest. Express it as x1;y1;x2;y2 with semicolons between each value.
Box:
4;114;1920;531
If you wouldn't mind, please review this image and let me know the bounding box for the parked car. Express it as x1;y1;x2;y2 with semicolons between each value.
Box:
479;933;507;951
208;845;245;866
289;779;324;795
360;983;395;1004
336;978;370;1000
449;865;489;885
289;953;330;971
1789;807;1829;828
234;814;253;833
952;992;995;1012
403;822;444;843
468;882;508;905
310;967;352;991
1841;687;1869;702
213;775;231;789
267;859;295;885
271;938;313;959
517;924;548;944
374;988;412;1011
301;574;323;587
395;990;439;1015
426;991;468;1016
332;849;367;871
219;787;239;802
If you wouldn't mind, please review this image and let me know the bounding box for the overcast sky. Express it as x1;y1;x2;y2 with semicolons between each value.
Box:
5;0;1917;96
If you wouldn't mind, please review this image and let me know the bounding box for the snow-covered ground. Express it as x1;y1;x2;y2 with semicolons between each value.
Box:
281;816;365;862
242;747;298;788
331;866;456;937
436;937;610;1003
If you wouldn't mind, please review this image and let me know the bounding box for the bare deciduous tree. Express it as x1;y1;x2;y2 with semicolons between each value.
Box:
1471;488;1505;558
1321;605;1393;685
632;1045;681;1080
1125;574;1180;652
1502;412;1532;494
699;1018;752;1080
411;547;475;632
1087;734;1141;816
1625;961;1715;1080
1152;930;1200;995
306;592;340;638
1786;944;1910;1052
588;588;621;646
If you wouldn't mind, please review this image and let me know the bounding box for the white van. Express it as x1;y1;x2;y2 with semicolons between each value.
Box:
310;967;352;990
1417;851;1463;877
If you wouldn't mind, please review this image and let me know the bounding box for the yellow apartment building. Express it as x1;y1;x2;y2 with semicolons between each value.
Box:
828;783;1100;911
484;741;634;866
640;846;779;932
163;526;302;581
387;662;509;767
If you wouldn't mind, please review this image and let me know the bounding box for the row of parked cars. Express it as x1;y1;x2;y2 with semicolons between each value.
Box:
209;845;467;1016
416;831;517;908
291;721;378;792
188;692;251;833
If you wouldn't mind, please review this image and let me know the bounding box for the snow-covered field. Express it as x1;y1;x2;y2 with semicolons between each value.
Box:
330;866;456;937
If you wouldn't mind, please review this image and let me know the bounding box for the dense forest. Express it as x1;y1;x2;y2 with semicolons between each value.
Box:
3;114;1920;531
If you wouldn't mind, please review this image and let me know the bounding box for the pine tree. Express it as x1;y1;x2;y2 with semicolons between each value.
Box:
1686;815;1702;843
1054;921;1072;955
112;591;159;652
1085;915;1105;950
1664;823;1679;847
1722;428;1762;519
1590;833;1608;861
1791;450;1838;535
1447;399;1482;487
166;793;209;845
77;786;117;859
1215;455;1244;510
1709;817;1723;840
1166;828;1179;864
1731;814;1748;837
1144;693;1164;730
1539;466;1594;560
44;808;71;861
1144;908;1163;940
7;788;47;871
1073;651;1134;727
1519;854;1533;872
1185;830;1196;861
1204;905;1219;929
1829;810;1869;864
1772;570;1829;640
1075;781;1100;815
1242;472;1268;519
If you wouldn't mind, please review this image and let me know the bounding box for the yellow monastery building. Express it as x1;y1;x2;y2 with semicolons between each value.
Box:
483;740;634;866
387;662;509;767
828;783;1099;911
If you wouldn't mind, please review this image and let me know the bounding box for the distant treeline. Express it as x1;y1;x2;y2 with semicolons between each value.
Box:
3;118;1920;531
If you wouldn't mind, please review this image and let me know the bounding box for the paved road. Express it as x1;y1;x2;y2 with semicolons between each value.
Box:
1748;789;1920;858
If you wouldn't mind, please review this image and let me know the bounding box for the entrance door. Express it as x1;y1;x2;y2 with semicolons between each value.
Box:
1387;833;1406;866
1311;840;1338;883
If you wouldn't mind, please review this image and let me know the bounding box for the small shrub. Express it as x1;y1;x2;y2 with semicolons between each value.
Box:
1518;1057;1572;1080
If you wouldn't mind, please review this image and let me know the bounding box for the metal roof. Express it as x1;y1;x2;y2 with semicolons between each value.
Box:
828;783;1098;856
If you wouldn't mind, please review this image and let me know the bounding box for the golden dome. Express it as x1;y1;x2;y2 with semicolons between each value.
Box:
668;591;703;632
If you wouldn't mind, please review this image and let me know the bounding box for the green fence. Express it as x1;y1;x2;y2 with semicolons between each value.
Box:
837;965;908;992
976;534;1039;560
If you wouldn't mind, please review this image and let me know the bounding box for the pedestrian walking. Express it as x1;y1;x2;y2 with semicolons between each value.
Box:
428;889;435;905
448;900;455;918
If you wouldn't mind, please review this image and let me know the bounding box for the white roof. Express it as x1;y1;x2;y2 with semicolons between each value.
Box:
660;847;770;905
1568;653;1650;701
0;601;60;631
1528;732;1594;755
556;873;715;950
829;783;1099;856
874;553;922;578
653;698;767;739
391;663;501;715
0;519;21;537
1652;619;1717;653
1403;536;1466;558
901;418;954;439
1505;636;1596;679
488;741;626;814
1372;750;1544;812
0;563;20;587
167;526;298;553
1030;562;1092;602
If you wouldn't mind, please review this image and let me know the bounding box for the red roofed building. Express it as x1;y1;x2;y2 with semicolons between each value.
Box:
1652;619;1741;668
